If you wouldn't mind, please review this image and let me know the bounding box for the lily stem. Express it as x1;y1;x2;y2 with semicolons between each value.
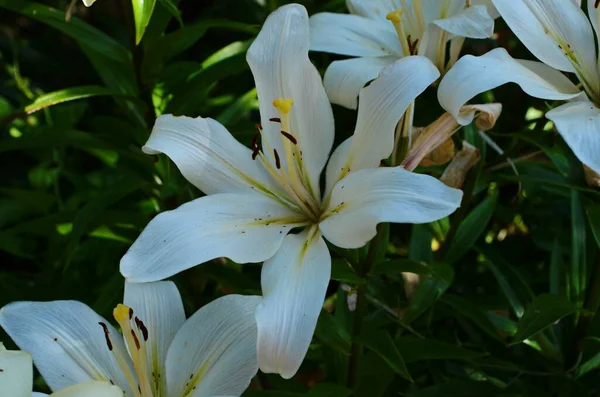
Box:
346;224;385;391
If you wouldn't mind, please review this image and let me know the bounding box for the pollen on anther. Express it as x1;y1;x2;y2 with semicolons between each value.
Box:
98;322;113;351
135;317;149;342
280;130;297;144
269;117;281;123
273;149;281;169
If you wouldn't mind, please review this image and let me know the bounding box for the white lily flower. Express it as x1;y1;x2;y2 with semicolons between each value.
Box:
119;4;462;379
0;281;261;397
309;0;498;109
0;342;122;397
438;0;600;174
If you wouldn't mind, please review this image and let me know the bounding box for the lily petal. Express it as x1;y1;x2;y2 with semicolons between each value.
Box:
248;4;335;196
49;382;123;397
433;4;494;39
320;167;462;249
492;0;596;81
546;100;600;174
166;295;261;397
0;343;32;397
144;115;277;195
82;0;97;6
0;301;134;394
326;56;439;192
438;47;583;126
346;0;396;20
323;56;396;110
120;193;305;282
588;0;599;41
124;281;186;395
256;228;331;379
309;13;400;57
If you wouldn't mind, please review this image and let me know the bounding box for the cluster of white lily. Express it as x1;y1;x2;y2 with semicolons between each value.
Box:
2;0;598;395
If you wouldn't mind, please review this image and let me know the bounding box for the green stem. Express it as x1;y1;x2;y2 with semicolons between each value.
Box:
346;224;385;390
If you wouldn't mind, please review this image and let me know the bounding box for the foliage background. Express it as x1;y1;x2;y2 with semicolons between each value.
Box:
1;0;600;395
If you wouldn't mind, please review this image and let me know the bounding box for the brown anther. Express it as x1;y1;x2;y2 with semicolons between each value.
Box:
128;308;133;320
269;117;281;123
280;130;297;145
130;330;141;350
273;149;281;169
98;322;113;351
135;317;149;342
595;0;599;8
252;149;260;160
255;124;263;130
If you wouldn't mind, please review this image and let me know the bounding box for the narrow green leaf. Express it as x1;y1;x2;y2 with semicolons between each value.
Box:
403;262;453;324
571;190;587;305
586;203;600;249
441;294;504;342
371;259;432;277
314;310;351;356
132;0;158;44
157;0;182;27
24;86;138;115
406;381;497;397
512;294;577;344
395;337;485;362
305;383;351;397
444;192;498;265
331;259;364;285
576;337;600;378
356;328;412;381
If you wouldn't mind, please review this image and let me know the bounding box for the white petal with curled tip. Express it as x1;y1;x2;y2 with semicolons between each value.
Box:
325;56;439;192
48;382;123;397
247;4;335;197
546;100;600;174
492;0;594;75
0;343;32;397
120;193;305;282
144;115;277;196
309;13;400;57
323;56;396;110
438;48;583;126
320;167;463;249
0;301;134;395
256;229;330;379
433;5;494;39
123;281;186;395
166;295;261;397
82;0;96;6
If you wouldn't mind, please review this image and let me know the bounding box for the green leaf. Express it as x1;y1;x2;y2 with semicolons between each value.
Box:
406;381;497;397
512;294;577;344
24;86;139;115
157;0;183;27
314;310;351;356
441;294;504;342
356;328;412;381
395;337;485;362
586;203;600;249
132;0;158;44
305;383;351;397
371;259;432;277
571;191;587;305
403;262;454;324
331;258;364;284
444;191;498;265
576;338;600;378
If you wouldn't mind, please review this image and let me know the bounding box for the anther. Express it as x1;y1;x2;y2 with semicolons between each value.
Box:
273;149;281;169
273;98;294;114
130;330;141;350
595;0;599;8
134;317;149;342
269;117;281;123
98;322;113;351
280;130;297;145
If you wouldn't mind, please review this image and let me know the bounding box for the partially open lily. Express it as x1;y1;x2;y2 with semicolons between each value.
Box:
119;4;463;379
82;0;97;6
438;0;600;174
0;282;260;397
309;0;498;109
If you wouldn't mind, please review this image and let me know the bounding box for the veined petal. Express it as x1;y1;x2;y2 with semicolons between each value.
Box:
256;228;331;379
166;295;261;397
123;281;185;395
492;0;595;76
0;343;32;397
0;301;134;394
325;56;439;192
320;167;462;249
588;0;599;41
433;5;494;39
323;56;396;110
48;382;123;397
309;13;400;57
247;4;335;196
546;101;600;174
144;115;276;196
120;193;306;283
346;0;396;20
438;48;583;126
